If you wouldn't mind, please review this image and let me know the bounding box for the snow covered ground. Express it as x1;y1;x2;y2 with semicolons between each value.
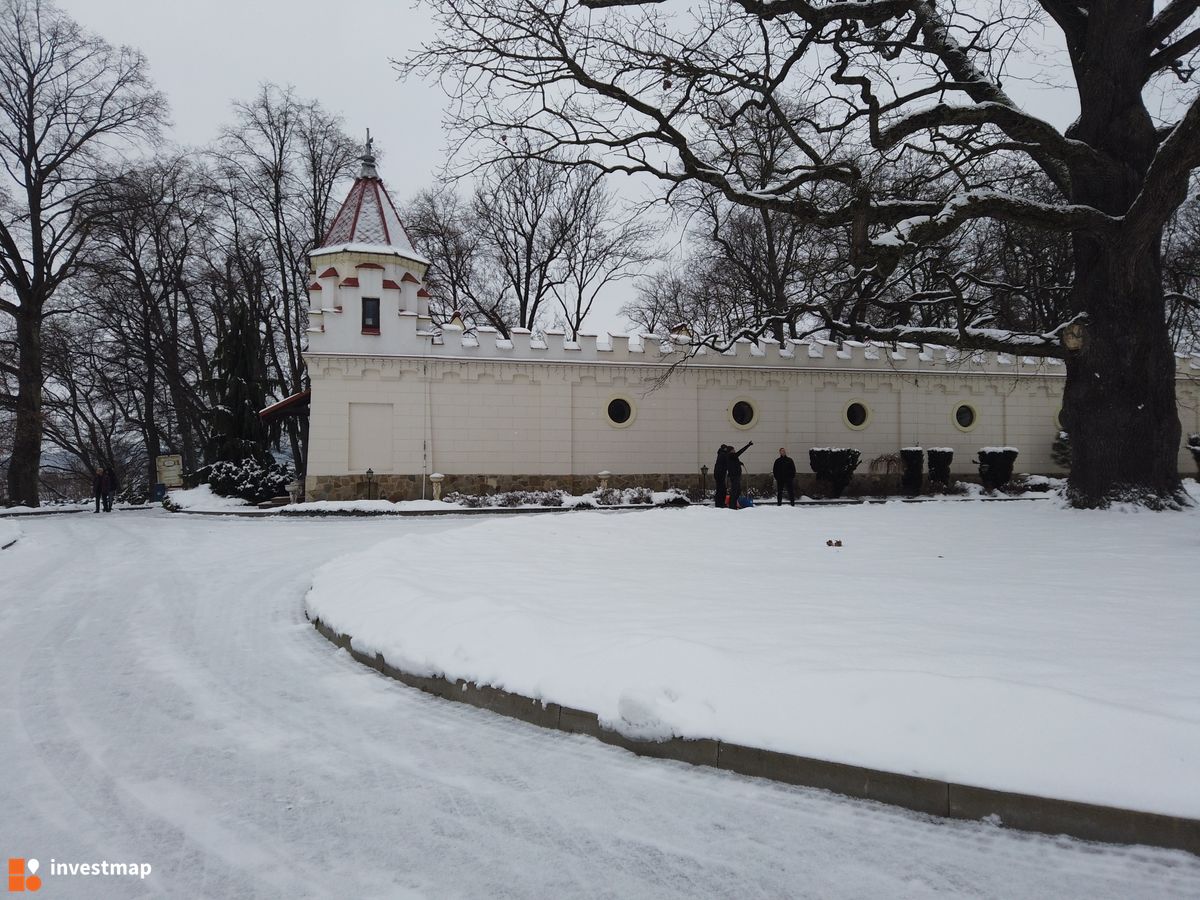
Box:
2;512;1197;898
309;499;1200;820
168;483;254;510
0;502;92;514
0;518;20;547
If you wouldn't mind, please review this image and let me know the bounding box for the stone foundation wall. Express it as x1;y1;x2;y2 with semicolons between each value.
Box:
305;470;988;502
306;472;705;502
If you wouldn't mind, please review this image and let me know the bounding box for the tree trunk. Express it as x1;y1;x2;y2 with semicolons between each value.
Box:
7;311;44;507
1063;1;1185;508
1062;234;1184;507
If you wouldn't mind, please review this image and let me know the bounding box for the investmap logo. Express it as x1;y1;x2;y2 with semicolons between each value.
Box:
7;859;40;893
7;857;152;892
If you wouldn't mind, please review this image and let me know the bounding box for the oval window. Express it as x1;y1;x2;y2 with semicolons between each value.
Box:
732;400;755;427
844;401;869;429
606;397;633;426
953;403;978;431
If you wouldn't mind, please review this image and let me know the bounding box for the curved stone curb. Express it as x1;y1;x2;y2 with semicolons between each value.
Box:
309;616;1198;857
173;495;1049;518
172;503;681;518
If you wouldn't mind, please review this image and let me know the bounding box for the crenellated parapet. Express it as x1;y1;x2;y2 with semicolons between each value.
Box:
307;311;1200;378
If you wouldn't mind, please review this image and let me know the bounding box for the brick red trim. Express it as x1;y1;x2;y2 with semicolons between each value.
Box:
382;279;401;290
308;282;322;291
356;262;385;270
340;277;360;288
318;267;339;278
371;180;391;243
401;272;420;283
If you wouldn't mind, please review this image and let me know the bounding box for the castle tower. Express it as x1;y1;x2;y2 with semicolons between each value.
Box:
305;134;432;355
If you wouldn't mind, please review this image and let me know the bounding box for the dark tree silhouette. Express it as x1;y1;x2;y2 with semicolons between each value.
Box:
0;0;165;506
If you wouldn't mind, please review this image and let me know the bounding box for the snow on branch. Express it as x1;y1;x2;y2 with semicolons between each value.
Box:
876;102;1097;167
872;191;1117;254
827;313;1086;357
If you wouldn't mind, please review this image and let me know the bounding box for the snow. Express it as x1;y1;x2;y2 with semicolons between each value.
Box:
0;519;20;547
168;484;252;510
308;500;1200;820
2;512;1196;897
0;503;90;514
282;498;460;513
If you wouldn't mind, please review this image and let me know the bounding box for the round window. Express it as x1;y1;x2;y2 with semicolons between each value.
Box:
953;403;978;432
606;396;635;427
731;400;755;427
844;401;870;430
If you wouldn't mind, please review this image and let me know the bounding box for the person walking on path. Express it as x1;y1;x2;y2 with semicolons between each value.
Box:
92;468;108;514
773;448;797;506
726;441;752;509
713;445;729;508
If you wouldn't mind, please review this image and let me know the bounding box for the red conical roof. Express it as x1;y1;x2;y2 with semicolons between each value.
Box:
314;140;425;263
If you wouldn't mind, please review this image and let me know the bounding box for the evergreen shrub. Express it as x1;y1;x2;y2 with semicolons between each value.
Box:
1188;434;1200;473
899;447;924;495
976;447;1019;491
1052;431;1072;471
200;459;293;504
927;448;954;489
808;448;861;498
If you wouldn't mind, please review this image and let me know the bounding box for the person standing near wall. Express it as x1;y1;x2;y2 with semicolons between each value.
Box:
726;441;752;509
773;448;797;506
713;445;729;508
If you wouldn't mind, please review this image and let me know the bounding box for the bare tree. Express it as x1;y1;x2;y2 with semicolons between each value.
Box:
210;84;357;472
408;159;643;337
473;154;574;334
405;187;510;327
553;173;656;338
0;0;165;506
411;0;1200;508
84;155;219;483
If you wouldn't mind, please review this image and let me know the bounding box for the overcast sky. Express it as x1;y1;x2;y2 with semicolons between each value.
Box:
57;0;446;177
57;0;647;331
52;0;1094;335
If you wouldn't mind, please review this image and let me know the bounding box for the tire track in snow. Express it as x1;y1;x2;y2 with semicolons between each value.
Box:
1;512;1198;899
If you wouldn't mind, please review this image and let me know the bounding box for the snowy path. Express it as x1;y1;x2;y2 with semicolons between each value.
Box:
1;513;1197;899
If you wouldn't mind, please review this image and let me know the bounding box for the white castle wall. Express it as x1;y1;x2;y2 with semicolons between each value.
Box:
303;309;1200;497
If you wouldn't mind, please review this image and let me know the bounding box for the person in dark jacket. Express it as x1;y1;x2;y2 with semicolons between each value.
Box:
713;445;729;508
773;447;797;506
92;468;108;513
102;467;119;512
726;441;752;508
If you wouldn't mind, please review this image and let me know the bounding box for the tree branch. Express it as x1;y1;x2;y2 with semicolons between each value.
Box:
1148;0;1200;45
1125;90;1200;242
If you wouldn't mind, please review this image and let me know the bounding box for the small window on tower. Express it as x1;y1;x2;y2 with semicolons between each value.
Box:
362;297;380;334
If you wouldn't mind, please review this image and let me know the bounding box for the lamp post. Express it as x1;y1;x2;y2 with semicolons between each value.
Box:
700;464;709;500
365;467;375;501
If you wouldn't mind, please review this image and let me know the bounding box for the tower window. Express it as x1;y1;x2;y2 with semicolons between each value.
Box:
362;297;380;334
